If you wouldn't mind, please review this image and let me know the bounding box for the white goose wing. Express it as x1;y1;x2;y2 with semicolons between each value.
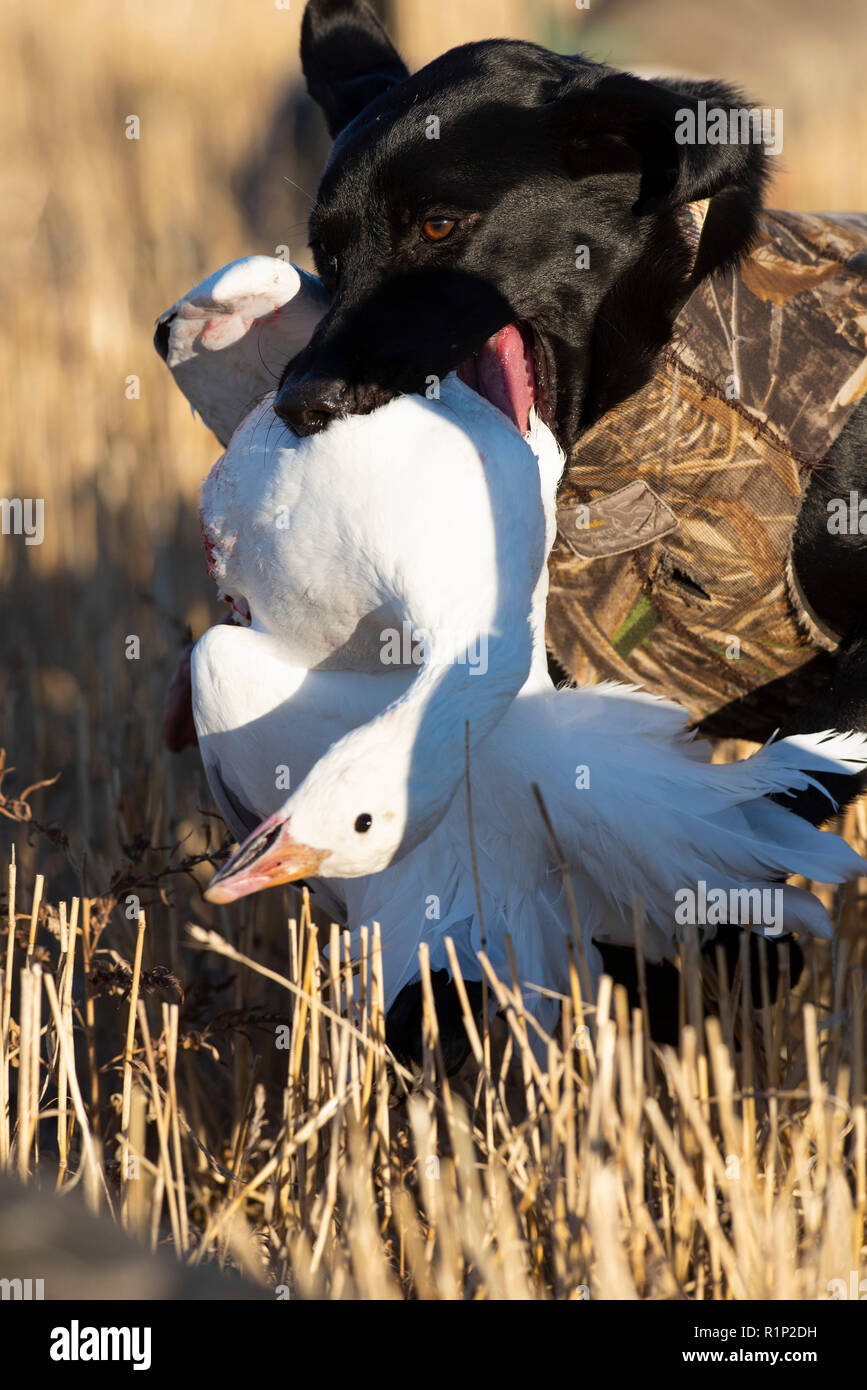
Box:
486;691;867;962
154;256;328;445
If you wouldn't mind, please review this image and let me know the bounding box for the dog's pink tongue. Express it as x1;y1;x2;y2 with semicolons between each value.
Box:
470;325;535;433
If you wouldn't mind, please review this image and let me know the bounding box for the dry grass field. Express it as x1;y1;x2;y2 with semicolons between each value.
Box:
1;0;866;1302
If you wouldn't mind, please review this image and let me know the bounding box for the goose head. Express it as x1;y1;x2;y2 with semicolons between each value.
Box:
205;706;449;903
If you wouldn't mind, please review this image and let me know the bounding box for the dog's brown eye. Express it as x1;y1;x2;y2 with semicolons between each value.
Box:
422;217;456;242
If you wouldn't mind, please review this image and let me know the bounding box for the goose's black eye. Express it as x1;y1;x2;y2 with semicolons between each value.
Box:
354;813;373;834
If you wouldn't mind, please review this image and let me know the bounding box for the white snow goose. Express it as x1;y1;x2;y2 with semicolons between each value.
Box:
153;258;867;1042
183;358;867;1040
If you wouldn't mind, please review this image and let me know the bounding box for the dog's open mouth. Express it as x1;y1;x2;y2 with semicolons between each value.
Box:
456;322;551;435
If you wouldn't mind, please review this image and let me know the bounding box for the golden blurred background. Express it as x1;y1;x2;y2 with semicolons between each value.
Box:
0;0;864;905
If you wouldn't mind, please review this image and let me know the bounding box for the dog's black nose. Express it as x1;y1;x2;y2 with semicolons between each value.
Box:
274;377;349;436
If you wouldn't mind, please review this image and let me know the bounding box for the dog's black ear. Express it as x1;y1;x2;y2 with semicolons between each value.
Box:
301;0;409;138
560;70;770;277
557;69;771;428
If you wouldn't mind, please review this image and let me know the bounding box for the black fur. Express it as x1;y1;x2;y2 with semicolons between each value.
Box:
597;931;805;1050
300;0;408;139
385;971;483;1074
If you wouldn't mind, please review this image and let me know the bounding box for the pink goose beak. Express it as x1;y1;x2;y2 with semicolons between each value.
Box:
205;810;325;903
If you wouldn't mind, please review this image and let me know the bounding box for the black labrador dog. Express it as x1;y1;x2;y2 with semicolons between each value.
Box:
276;1;867;746
271;0;866;1058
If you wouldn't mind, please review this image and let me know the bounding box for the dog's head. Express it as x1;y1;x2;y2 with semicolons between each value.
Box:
275;0;770;449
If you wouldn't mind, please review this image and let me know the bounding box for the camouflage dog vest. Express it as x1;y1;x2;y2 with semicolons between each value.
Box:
547;210;867;733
